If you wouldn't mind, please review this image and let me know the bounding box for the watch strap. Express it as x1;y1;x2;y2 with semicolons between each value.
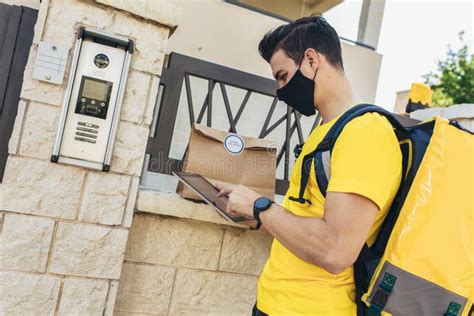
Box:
251;197;273;230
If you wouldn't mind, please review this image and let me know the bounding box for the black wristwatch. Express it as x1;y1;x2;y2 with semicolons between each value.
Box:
251;197;273;230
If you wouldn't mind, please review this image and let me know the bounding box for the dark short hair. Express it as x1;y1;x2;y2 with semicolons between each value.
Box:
258;16;344;70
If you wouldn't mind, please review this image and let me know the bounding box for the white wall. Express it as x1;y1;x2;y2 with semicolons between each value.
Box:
167;0;383;103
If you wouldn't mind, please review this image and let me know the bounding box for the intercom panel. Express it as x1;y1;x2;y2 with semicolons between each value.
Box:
51;27;133;171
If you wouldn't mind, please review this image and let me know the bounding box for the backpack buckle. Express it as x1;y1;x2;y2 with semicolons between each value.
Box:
288;196;312;205
293;143;304;158
318;138;333;151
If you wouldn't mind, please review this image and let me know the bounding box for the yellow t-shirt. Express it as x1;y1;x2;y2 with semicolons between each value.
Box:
257;110;402;315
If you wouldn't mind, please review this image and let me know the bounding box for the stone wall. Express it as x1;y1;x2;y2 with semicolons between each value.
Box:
0;0;179;314
115;212;272;315
410;103;474;132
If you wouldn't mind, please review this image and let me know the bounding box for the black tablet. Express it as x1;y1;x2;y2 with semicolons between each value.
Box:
173;171;249;223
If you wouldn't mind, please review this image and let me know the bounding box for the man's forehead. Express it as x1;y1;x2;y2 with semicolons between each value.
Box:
270;50;295;78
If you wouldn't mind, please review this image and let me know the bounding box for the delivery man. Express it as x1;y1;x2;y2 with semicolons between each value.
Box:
216;15;402;315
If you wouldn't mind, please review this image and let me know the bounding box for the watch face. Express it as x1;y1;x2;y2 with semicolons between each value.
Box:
255;197;271;210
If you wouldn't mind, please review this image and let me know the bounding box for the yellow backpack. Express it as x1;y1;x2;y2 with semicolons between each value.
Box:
293;104;473;315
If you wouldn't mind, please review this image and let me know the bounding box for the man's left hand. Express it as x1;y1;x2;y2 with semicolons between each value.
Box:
216;183;262;219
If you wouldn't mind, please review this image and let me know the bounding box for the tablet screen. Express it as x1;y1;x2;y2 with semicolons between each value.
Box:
173;171;248;222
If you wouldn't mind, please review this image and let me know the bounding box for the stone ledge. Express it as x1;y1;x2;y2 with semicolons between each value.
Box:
136;189;249;229
93;0;182;28
410;103;474;121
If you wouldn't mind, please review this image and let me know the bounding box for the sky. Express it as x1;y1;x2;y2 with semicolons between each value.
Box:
324;0;473;110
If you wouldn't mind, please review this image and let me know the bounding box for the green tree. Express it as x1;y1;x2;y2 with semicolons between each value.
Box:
423;32;474;107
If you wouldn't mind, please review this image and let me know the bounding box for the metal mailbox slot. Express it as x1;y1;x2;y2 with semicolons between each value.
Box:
51;27;133;171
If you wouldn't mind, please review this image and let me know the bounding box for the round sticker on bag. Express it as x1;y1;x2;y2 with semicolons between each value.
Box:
224;134;245;155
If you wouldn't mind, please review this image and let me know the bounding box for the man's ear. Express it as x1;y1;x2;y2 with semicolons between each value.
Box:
304;48;319;69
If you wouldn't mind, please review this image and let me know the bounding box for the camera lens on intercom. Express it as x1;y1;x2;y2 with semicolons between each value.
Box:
94;53;109;68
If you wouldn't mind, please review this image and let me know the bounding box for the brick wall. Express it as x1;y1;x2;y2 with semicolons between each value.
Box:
0;0;180;314
115;213;272;315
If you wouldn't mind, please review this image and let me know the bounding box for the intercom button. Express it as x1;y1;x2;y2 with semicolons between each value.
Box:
78;121;99;129
78;121;92;127
84;138;96;144
74;136;96;144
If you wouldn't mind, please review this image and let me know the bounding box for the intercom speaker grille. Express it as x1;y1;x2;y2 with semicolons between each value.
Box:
91;70;106;79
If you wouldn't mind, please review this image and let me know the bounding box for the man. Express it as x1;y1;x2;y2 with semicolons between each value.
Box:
216;16;402;315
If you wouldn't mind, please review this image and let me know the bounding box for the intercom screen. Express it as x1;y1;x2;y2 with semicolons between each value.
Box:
82;78;109;101
75;76;113;120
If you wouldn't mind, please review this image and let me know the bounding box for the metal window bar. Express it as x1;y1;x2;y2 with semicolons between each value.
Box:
0;4;37;182
145;52;321;195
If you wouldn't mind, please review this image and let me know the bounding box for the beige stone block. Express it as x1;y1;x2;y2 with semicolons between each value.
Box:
0;271;60;315
104;280;118;316
0;157;84;219
123;176;139;228
8;100;27;155
219;227;272;276
113;312;152;316
20;45;65;106
94;0;182;27
137;190;244;228
79;172;130;225
19;102;60;160
113;12;170;75
32;0;49;45
49;222;128;279
169;269;257;315
125;214;223;270
121;70;151;123
58;278;109;316
143;75;160;126
110;121;149;176
42;0;114;49
115;262;175;314
0;214;55;273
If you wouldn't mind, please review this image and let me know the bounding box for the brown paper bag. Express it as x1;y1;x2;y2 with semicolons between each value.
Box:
177;123;277;201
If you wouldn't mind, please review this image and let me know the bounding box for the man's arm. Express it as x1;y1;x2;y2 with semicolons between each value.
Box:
260;191;377;274
218;185;378;274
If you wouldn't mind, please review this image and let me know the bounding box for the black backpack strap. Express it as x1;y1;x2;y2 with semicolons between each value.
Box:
315;104;406;197
288;148;316;205
291;104;407;203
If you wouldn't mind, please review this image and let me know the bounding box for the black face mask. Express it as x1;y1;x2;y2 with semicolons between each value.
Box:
276;63;317;116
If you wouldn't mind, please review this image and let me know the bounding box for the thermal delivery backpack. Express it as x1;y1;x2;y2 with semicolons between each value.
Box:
292;104;473;316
